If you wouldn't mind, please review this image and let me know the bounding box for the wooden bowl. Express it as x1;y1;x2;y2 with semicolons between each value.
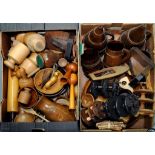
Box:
34;68;67;95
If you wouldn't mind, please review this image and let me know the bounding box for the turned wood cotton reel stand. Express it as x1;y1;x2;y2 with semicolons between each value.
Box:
134;82;155;117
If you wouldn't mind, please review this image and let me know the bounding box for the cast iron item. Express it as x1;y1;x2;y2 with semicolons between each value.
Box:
82;92;139;127
105;93;140;120
90;79;120;98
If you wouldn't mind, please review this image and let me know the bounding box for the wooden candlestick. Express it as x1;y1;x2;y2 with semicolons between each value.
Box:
7;69;19;112
61;62;78;82
4;42;30;69
68;73;78;110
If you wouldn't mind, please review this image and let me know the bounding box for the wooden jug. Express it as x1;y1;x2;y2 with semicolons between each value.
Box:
104;40;131;67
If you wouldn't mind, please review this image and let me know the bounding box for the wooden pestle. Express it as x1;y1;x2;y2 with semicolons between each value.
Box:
61;62;78;83
68;73;78;110
44;71;60;89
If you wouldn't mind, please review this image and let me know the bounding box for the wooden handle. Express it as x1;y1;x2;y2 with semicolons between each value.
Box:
122;49;131;63
62;70;71;81
69;84;76;109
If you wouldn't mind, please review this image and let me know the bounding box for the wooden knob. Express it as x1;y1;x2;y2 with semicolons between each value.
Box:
60;62;78;84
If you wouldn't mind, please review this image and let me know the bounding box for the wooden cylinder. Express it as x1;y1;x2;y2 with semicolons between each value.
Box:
7;69;19;112
4;42;30;69
35;96;75;121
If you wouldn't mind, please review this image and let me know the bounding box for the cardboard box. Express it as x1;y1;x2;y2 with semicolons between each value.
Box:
0;23;79;132
79;23;155;131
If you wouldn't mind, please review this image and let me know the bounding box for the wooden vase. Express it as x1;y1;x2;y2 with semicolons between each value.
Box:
4;42;30;69
7;69;19;112
35;96;75;121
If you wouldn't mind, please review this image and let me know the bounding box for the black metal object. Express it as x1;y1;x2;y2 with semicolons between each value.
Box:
105;93;140;120
90;79;120;98
82;92;140;126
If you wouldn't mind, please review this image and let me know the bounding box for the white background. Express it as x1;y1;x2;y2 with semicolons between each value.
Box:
0;0;155;155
